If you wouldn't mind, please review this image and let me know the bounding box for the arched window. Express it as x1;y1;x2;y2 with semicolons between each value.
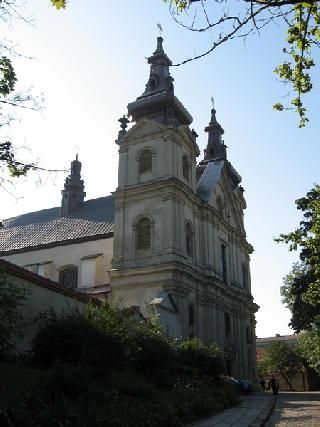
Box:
59;266;78;289
185;222;193;256
136;217;151;250
182;155;190;182
139;149;152;174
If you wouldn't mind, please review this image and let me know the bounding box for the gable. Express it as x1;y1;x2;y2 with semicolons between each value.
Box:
212;168;246;234
196;161;245;234
120;118;166;142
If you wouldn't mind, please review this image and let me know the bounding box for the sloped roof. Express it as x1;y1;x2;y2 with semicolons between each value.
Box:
0;195;114;255
196;160;224;202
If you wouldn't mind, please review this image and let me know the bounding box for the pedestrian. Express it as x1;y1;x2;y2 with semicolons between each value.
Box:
270;376;278;395
260;378;266;392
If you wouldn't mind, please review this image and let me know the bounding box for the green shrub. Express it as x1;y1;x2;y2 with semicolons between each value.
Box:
0;271;29;358
32;317;125;372
176;338;224;380
128;331;176;388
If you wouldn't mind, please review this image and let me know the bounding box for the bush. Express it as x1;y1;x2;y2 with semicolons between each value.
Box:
0;271;29;358
128;331;176;388
32;316;125;373
176;338;225;380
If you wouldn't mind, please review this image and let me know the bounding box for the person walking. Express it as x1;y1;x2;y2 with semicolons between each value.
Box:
260;378;266;392
270;376;278;395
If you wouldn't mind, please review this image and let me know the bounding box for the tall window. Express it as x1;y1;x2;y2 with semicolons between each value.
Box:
224;312;231;338
59;266;78;289
139;149;152;174
246;326;251;343
182;155;190;182
221;243;227;282
188;305;195;327
136;217;151;250
242;263;248;288
185;222;193;256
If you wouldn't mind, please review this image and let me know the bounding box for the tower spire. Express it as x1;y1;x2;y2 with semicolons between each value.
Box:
204;103;226;161
127;37;192;126
140;36;174;99
61;155;86;216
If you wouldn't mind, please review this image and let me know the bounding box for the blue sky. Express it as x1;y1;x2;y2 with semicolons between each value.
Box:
1;0;319;337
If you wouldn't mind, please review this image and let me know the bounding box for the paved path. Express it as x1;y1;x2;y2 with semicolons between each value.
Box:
266;392;320;426
190;392;274;426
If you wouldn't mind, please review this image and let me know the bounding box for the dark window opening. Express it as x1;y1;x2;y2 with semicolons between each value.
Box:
221;244;227;282
185;222;193;256
246;326;251;343
247;348;252;368
59;267;78;289
182;155;190;182
139;149;152;175
136;217;151;250
188;305;195;327
242;264;248;288
224;312;231;338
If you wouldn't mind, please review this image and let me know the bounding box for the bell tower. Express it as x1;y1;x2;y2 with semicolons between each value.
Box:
111;37;200;314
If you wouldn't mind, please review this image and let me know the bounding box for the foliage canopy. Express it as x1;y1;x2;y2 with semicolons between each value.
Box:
164;0;320;127
276;184;320;332
257;341;303;390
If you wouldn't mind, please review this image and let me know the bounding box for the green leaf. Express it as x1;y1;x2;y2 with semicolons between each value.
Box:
50;0;67;10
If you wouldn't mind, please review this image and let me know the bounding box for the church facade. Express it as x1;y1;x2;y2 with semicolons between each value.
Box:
0;38;258;379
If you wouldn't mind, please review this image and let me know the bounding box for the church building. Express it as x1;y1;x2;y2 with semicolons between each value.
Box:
0;38;258;380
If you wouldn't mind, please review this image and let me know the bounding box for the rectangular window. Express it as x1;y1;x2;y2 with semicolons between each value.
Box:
246;326;251;343
242;263;248;288
247;348;252;368
188;305;195;327
221;244;227;282
224;312;231;338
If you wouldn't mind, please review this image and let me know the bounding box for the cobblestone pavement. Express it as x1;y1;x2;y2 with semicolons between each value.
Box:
190;393;274;426
266;392;320;426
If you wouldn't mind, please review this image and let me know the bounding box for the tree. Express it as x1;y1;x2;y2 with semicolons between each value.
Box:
0;270;29;357
259;341;303;390
298;325;320;374
164;1;320;127
276;184;320;332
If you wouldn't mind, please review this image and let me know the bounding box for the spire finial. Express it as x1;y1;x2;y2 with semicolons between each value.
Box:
157;23;163;37
76;153;78;161
211;96;215;109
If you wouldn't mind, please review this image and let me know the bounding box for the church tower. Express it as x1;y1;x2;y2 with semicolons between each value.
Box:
110;38;258;382
111;37;200;325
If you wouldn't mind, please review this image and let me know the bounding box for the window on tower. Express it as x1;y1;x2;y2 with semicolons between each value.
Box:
139;149;152;175
185;222;193;256
182;155;190;182
136;217;151;250
221;243;227;282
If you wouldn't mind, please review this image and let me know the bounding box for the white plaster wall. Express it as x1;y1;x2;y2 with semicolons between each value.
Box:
1;237;113;287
